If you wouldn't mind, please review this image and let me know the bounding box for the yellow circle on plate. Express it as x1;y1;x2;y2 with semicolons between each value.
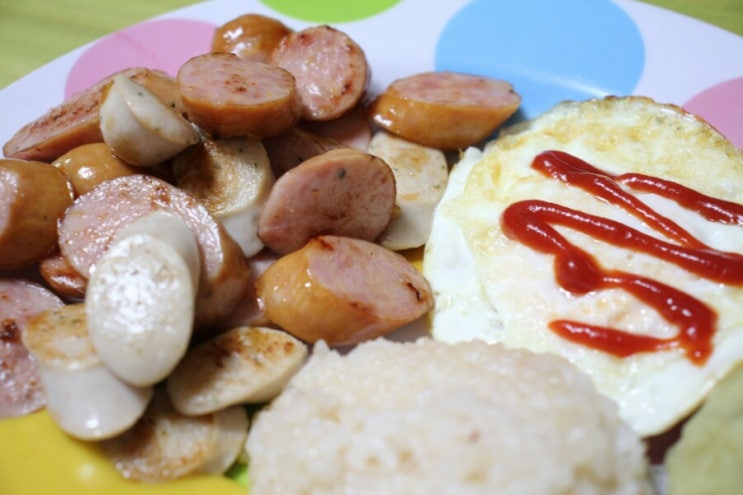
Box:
0;411;246;495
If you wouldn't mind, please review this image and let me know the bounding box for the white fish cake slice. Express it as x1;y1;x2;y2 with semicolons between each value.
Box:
22;303;152;440
167;326;308;415
99;73;199;167
100;389;248;481
173;136;275;258
85;212;200;387
368;130;448;250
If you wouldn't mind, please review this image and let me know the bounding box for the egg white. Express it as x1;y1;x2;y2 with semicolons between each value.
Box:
424;97;743;437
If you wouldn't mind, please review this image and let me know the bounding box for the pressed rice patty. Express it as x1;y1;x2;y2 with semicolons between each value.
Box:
245;338;653;495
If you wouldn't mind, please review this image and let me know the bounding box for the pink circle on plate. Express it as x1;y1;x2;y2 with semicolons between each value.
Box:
684;77;743;149
65;19;216;97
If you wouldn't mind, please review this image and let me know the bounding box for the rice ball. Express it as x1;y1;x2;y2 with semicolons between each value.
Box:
246;338;653;495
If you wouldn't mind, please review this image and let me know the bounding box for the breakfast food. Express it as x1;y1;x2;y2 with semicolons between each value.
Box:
369;71;521;150
0;158;74;269
57;174;250;333
257;148;396;254
177;53;302;139
270;24;369;121
367;130;448;250
3;67;183;162
100;389;248;482
173;136;275;258
246;337;653;494
166;326;308;415
0;9;541;491
424;96;743;437
99;74;200;167
22;303;153;440
0;279;63;418
255;235;433;346
211;13;293;63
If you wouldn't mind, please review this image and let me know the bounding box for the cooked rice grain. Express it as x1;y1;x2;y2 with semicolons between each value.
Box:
246;338;653;495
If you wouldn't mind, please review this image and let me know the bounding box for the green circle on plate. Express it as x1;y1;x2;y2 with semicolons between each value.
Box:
260;0;400;23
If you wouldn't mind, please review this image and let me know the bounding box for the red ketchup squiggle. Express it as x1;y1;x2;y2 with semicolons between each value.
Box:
500;150;743;365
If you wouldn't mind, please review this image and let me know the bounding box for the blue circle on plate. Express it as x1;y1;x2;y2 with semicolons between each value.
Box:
435;0;645;120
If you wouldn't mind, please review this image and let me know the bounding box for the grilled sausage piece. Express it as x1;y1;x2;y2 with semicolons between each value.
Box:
3;68;183;162
57;174;249;333
270;24;369;121
370;71;521;150
0;279;64;419
211;13;292;62
177;52;301;139
256;235;434;346
257;148;396;254
0;158;73;270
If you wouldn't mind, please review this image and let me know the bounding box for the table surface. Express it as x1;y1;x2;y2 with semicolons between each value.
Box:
0;0;741;89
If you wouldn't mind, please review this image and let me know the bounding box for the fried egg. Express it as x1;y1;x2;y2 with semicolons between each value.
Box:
423;96;743;437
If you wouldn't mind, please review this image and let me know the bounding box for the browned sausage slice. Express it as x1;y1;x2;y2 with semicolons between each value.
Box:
211;13;292;63
177;53;301;139
369;71;521;150
38;251;88;301
261;127;345;177
299;101;373;151
0;158;74;270
257;148;396;254
270;25;370;121
57;174;250;332
3;68;183;163
0;279;64;418
255;235;433;346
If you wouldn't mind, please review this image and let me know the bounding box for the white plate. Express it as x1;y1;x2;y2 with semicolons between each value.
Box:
1;1;742;493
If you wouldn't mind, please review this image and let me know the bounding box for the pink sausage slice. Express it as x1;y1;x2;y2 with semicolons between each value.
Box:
257;148;396;254
270;25;370;121
369;71;521;150
261;127;345;177
177;53;301;139
3;68;184;163
58;174;250;333
0;279;64;418
256;235;433;346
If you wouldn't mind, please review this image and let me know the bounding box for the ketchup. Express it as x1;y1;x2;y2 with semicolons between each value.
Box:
500;150;743;365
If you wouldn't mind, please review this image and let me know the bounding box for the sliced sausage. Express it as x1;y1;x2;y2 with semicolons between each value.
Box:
38;251;87;301
299;101;373;151
0;158;74;270
57;174;250;333
0;279;64;418
261;127;345;177
218;249;278;330
3;68;184;163
270;24;370;121
52;142;139;197
369;71;521;150
255;235;434;346
257;148;396;254
177;53;301;139
211;13;292;63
